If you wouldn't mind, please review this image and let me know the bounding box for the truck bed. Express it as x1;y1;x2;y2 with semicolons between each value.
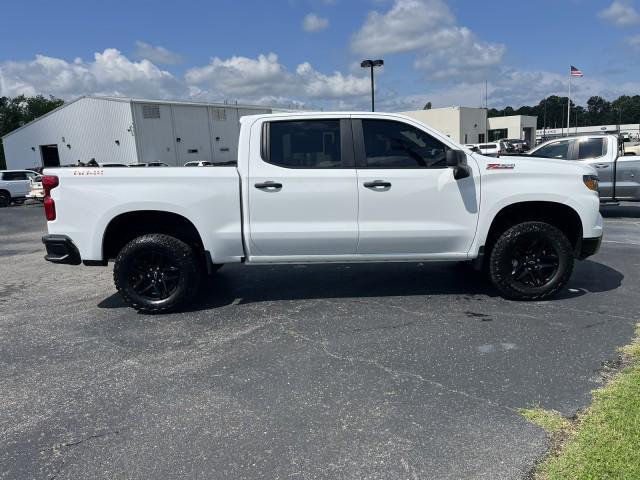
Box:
43;167;244;263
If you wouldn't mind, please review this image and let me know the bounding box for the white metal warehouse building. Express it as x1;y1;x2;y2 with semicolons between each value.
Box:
2;96;289;170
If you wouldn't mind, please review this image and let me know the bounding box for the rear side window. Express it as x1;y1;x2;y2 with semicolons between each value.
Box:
361;120;448;168
577;138;605;160
533;140;571;160
266;120;342;168
2;172;29;181
479;144;497;149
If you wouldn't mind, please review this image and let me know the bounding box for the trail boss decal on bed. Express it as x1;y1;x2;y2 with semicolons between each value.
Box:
486;163;515;170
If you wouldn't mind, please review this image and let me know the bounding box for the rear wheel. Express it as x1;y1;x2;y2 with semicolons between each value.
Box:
114;234;202;313
0;191;10;208
489;221;574;300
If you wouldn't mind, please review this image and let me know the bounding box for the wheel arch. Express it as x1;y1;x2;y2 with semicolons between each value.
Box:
482;201;583;257
102;210;206;261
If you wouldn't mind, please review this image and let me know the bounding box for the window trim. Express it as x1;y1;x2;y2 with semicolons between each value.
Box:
353;118;449;169
260;118;354;169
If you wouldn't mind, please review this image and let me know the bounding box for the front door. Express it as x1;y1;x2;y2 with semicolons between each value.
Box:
354;118;480;257
248;118;359;257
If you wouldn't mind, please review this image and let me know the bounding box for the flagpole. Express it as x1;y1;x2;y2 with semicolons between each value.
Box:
567;68;572;136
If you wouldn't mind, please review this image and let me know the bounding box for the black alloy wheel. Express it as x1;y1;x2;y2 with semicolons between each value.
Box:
509;235;560;289
489;221;574;300
114;234;202;313
129;250;182;301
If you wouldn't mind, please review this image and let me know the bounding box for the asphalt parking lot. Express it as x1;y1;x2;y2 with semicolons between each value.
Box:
1;203;639;479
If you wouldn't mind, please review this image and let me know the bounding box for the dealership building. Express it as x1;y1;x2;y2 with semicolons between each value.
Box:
1;96;290;170
402;106;538;146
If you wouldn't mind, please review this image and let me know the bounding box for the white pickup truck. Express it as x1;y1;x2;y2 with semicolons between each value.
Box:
526;135;640;202
41;112;603;312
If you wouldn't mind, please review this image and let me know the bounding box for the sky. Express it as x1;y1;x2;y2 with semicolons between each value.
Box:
0;0;639;111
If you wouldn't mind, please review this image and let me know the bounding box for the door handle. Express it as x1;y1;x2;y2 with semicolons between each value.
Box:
594;163;610;168
254;181;283;190
363;180;392;189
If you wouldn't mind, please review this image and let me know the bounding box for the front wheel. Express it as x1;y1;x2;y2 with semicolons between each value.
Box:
114;234;202;313
489;222;574;300
0;192;10;208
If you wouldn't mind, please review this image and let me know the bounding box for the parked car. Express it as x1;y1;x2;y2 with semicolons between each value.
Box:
500;138;530;152
41;111;602;311
624;142;640;156
184;161;214;167
0;170;34;206
472;141;514;156
26;175;45;201
128;162;170;167
464;144;481;153
523;134;640;202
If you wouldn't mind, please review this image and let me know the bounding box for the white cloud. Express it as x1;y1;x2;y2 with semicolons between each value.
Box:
0;50;370;108
185;53;369;102
302;13;329;32
626;33;640;48
134;41;182;65
378;68;640;113
0;49;186;99
599;0;640;27
351;0;505;79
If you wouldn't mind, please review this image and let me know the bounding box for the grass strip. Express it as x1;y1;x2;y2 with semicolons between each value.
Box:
521;325;640;479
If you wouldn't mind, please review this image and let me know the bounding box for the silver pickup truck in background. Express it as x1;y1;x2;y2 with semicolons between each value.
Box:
524;135;640;203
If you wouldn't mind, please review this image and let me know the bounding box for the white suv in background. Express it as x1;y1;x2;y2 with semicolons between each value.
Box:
472;141;514;157
0;170;35;207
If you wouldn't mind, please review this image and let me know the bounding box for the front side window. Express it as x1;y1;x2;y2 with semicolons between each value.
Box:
267;120;342;168
361;120;448;168
533;140;571;160
577;138;605;160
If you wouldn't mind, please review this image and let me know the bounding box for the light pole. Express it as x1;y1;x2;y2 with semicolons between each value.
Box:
361;59;384;112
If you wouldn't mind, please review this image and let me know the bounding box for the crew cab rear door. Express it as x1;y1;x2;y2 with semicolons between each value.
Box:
353;117;480;257
247;117;359;257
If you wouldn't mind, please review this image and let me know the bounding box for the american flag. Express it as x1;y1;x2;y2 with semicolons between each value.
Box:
570;65;584;77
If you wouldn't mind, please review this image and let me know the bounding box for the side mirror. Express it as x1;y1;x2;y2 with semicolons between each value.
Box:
446;149;470;180
446;149;466;167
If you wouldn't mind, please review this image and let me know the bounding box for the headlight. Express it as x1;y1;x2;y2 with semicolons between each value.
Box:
583;174;599;193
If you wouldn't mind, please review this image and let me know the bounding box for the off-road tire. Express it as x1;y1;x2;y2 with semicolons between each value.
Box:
114;234;202;313
489;221;574;300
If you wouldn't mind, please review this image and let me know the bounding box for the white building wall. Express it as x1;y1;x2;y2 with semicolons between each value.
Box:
457;107;488;144
2;97;136;170
402;107;487;144
402;108;462;141
133;102;273;166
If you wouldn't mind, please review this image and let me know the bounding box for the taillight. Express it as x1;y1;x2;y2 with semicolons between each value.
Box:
42;175;59;221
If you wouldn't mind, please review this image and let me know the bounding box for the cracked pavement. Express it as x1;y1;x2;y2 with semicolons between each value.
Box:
1;203;639;479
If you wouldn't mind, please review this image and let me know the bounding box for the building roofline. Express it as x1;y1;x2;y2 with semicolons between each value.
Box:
1;96;92;140
1;95;298;140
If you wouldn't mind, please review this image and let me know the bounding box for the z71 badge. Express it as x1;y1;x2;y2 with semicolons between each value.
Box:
486;163;515;170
